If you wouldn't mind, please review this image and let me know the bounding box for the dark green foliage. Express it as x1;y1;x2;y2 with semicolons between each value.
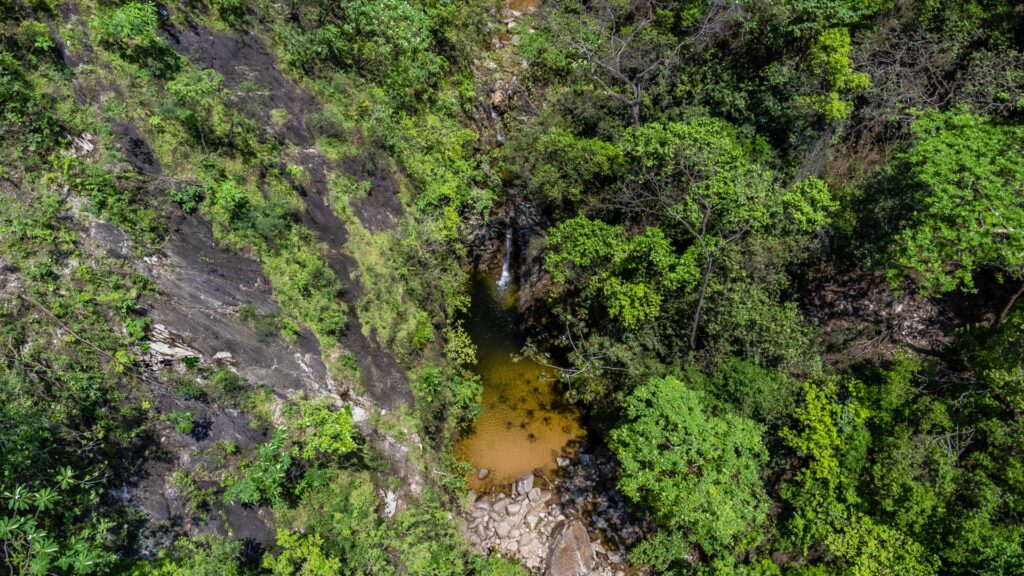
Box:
412;367;483;443
0;52;61;167
238;302;282;342
168;184;203;213
0;187;153;574
89;2;182;77
273;0;450;105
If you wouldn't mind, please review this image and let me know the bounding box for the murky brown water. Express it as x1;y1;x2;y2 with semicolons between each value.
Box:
456;277;583;492
508;0;540;11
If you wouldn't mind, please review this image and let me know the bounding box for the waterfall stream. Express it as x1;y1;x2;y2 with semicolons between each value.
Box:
497;227;513;292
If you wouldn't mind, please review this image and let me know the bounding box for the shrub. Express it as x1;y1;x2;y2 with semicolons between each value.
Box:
89;2;181;76
167;410;196;435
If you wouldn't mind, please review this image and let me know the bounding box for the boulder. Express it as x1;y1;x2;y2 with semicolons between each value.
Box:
506;501;522;515
545;520;595;576
478;468;490;480
516;474;534;495
494;519;513;539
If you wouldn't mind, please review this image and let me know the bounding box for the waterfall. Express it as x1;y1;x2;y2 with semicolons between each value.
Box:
486;103;506;143
497;227;513;292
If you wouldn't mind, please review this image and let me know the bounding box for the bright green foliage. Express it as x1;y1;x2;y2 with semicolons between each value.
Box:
222;428;293;506
58;156;163;244
89;2;160;51
749;0;891;41
166;68;258;153
609;376;769;566
288;400;357;460
546;216;699;329
167;410;196;435
825;514;938;576
16;20;53;53
262;530;342;576
280;470;502;576
889;110;1024;293
795;28;871;122
618;119;780;239
281;472;392;574
261;229;348;345
778;379;869;554
618;117;833;240
782;380;868;492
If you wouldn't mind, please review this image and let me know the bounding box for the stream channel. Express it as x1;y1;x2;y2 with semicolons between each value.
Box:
456;275;584;492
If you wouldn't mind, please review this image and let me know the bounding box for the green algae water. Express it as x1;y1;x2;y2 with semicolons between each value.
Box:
456;276;584;491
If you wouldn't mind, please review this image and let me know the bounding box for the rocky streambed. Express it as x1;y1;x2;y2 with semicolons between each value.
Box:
461;451;647;576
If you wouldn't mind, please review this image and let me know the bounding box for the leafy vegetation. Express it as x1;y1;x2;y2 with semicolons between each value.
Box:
2;0;1024;573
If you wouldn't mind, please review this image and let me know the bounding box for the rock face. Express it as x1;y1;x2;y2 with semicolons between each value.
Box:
545;520;595;576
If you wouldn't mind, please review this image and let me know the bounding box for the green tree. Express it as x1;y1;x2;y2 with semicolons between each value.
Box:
616;118;833;346
262;530;342;576
794;27;872;122
889;109;1024;293
546;216;699;329
609;376;769;568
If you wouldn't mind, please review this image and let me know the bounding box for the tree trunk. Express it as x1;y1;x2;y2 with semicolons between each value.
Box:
689;254;714;349
630;84;642;125
997;281;1024;325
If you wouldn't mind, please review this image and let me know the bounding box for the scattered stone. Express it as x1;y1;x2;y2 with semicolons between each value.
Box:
495;520;512;539
556;456;571;468
506;501;522;515
525;511;541;529
527;487;544;502
478;468;490;480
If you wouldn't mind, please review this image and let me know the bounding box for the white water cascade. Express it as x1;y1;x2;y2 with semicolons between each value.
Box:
497;227;513;292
